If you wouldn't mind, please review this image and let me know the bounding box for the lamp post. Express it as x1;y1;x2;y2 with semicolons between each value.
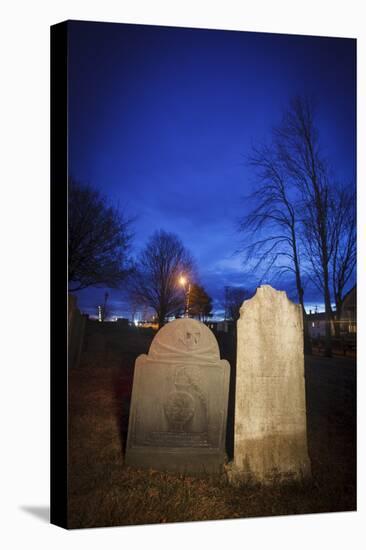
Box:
179;275;191;318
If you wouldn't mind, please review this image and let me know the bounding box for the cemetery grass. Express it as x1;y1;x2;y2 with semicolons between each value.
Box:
68;331;356;529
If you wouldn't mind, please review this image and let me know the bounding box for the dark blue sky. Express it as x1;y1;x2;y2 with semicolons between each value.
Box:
67;20;356;319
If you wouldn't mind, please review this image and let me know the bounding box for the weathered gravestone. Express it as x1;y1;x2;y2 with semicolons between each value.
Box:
68;294;86;369
125;318;230;473
229;285;311;484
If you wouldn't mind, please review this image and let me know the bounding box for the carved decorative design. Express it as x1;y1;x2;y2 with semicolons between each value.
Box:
148;318;220;363
164;391;195;432
178;327;201;350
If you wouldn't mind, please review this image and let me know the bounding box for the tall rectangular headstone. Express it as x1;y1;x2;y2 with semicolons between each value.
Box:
125;319;230;473
229;285;311;483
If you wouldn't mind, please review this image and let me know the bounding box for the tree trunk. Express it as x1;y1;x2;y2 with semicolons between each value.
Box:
302;306;312;355
157;309;166;329
320;218;333;356
323;284;333;357
333;295;342;339
292;233;311;355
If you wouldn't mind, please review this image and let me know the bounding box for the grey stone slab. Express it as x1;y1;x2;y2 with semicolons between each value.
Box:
228;285;311;484
125;319;230;473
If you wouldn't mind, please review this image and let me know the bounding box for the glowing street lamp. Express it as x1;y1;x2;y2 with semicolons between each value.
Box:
179;275;191;317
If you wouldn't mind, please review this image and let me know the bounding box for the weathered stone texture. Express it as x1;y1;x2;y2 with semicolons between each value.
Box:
68;294;86;369
230;285;311;483
125;318;230;473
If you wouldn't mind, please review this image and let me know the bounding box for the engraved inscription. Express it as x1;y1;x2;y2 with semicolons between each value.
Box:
145;431;210;447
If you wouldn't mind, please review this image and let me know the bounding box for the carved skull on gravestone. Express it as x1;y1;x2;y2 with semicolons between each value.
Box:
178;326;201;351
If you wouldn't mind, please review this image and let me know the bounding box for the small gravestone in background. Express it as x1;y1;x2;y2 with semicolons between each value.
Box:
68;294;86;369
228;285;311;484
125;318;230;473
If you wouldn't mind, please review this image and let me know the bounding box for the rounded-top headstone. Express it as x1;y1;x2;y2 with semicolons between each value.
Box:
125;318;230;473
148;318;220;363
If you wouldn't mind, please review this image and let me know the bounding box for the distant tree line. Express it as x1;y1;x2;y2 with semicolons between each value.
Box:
68;184;213;326
223;286;253;322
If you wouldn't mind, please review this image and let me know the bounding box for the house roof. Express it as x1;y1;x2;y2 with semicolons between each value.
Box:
341;285;356;309
307;312;327;321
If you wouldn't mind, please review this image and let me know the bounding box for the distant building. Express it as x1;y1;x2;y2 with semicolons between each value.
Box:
307;312;334;339
339;285;356;335
136;320;159;330
307;285;356;341
68;294;86;368
116;317;129;329
206;320;234;333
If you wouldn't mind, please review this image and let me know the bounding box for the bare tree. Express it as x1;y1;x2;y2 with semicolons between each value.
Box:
330;185;356;334
276;96;335;355
239;96;356;355
189;283;213;321
130;230;194;328
240;144;306;312
238;141;312;351
68;178;133;291
225;286;252;322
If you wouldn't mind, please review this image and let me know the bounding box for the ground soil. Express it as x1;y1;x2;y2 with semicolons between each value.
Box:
68;326;356;529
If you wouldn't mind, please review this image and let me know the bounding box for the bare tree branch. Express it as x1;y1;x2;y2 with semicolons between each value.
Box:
68;178;133;291
129;230;194;327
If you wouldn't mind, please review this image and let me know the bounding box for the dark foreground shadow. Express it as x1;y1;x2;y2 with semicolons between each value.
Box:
20;506;49;523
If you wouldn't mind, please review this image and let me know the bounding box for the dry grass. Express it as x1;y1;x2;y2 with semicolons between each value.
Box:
68;330;356;529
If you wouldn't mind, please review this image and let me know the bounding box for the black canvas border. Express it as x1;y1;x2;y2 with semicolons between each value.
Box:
50;20;68;529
